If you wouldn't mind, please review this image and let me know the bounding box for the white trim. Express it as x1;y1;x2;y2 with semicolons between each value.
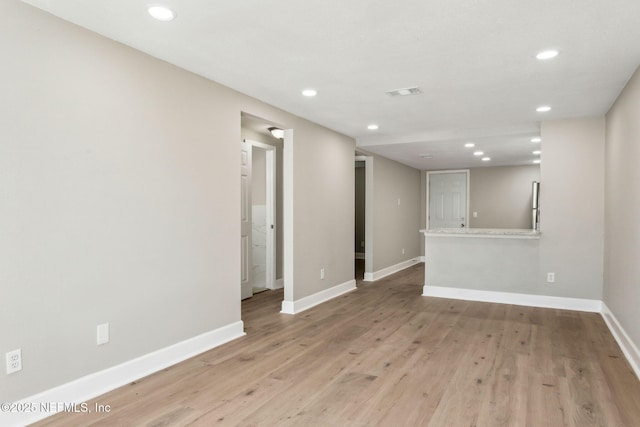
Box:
281;279;357;314
283;129;293;302
425;169;470;230
418;256;425;263
273;278;284;289
3;321;245;427
422;286;601;312
425;232;540;240
363;257;422;282
601;303;640;381
355;252;365;260
364;156;374;277
265;146;276;290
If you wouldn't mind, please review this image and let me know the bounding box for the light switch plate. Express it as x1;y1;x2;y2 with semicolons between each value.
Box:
97;323;110;345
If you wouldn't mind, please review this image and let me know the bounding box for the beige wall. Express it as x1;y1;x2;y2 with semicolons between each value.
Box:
604;65;640;354
1;0;354;403
368;155;421;272
539;117;605;299
469;165;540;229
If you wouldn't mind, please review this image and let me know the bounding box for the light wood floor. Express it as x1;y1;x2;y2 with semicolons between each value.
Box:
36;263;640;426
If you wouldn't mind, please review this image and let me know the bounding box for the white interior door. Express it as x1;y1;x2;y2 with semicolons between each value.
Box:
240;140;253;300
428;171;468;229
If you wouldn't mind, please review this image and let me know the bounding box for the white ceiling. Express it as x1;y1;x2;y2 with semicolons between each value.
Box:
22;0;640;170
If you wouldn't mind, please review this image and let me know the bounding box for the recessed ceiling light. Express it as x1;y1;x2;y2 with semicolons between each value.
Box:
302;88;317;97
420;154;433;159
473;151;484;156
533;159;541;164
536;50;559;60
464;142;475;148
536;105;552;112
533;150;541;155
148;5;176;21
482;157;491;161
531;137;542;143
367;124;379;130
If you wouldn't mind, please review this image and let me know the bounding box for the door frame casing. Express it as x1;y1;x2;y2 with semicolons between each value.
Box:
426;169;470;230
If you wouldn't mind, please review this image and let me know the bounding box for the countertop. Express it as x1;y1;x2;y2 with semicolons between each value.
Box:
420;228;540;239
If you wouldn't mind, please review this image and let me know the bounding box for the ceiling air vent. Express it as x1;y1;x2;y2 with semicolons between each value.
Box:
386;87;422;97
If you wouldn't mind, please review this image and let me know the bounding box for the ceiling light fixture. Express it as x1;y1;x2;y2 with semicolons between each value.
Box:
533;150;541;155
367;124;379;130
148;5;176;21
268;127;284;139
473;151;484;156
386;87;422;97
533;159;541;164
464;142;475;148
536;49;559;60
531;137;542;143
302;88;317;97
482;157;491;161
536;105;552;112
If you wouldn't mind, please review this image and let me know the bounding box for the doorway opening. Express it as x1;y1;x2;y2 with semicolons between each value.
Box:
240;113;286;304
354;156;366;280
248;141;276;295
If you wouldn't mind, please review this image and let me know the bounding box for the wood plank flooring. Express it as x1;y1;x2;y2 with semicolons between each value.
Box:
35;263;640;426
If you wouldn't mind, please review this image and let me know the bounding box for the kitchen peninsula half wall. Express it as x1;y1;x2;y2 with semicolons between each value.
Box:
420;228;601;312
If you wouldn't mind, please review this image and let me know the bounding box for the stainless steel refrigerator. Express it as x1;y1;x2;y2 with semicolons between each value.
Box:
532;181;540;230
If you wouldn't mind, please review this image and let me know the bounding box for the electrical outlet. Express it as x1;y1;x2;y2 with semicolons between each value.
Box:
402;248;405;254
320;268;325;280
547;272;555;283
473;211;478;218
6;349;22;374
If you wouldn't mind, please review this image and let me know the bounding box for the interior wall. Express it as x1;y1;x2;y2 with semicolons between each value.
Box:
1;0;355;403
539;117;605;299
469;165;540;229
355;162;366;254
292;126;355;299
604;65;640;354
369;155;421;272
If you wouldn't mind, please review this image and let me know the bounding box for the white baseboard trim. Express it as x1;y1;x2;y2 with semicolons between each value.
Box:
3;321;245;427
418;256;425;262
281;279;357;314
273;278;284;289
422;285;602;313
355;252;365;260
601;303;640;381
363;257;422;282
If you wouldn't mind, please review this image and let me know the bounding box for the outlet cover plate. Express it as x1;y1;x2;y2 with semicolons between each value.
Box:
6;349;22;374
